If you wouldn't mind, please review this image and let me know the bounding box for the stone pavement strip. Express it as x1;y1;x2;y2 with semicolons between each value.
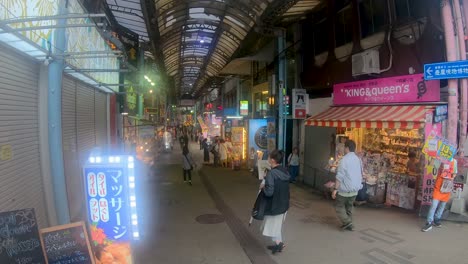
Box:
133;142;468;264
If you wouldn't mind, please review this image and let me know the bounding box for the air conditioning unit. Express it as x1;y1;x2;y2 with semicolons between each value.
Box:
352;49;380;76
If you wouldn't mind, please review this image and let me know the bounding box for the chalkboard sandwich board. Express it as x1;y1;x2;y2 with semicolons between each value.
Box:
40;222;95;264
0;208;46;264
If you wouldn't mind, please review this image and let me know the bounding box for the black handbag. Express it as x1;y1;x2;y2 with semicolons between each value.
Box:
251;191;271;220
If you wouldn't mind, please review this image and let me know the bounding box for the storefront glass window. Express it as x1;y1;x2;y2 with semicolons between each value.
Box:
394;0;425;20
335;5;353;47
254;91;270;118
359;0;386;38
312;19;328;55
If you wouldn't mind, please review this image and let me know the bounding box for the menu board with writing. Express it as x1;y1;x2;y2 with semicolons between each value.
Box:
40;222;94;264
0;208;46;264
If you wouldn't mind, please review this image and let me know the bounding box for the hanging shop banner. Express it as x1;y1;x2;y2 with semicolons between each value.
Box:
249;119;268;151
333;74;440;105
83;156;139;264
437;139;457;163
292;89;307;119
422;135;456;162
240;101;249;116
40;222;95;264
421;122;443;205
422;134;441;157
0;209;46;264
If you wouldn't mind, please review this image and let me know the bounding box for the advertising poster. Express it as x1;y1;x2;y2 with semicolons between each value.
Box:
292;89;307;119
231;127;246;159
267;118;276;152
84;156;139;264
249;119;268;152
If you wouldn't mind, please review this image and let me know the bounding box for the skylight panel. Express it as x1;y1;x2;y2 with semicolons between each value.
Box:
189;8;220;21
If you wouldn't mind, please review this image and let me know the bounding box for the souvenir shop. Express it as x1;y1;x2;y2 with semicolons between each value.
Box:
304;74;444;210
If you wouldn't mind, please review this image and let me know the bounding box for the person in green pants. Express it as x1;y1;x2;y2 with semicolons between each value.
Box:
331;140;363;231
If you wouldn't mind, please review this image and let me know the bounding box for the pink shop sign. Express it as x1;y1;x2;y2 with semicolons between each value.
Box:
333;74;440;105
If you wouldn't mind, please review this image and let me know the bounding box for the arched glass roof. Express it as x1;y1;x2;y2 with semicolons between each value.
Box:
106;0;322;96
154;0;272;95
106;0;149;41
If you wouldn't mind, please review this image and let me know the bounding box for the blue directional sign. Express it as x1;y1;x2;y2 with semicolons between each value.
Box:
424;60;468;80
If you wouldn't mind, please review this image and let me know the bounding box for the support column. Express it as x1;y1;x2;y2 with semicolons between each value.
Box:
278;32;286;163
457;0;468;154
138;94;144;117
236;78;241;116
48;0;70;225
138;42;145;118
442;0;459;145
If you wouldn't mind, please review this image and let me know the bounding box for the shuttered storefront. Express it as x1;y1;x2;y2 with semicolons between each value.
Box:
95;91;108;147
0;46;48;227
76;81;97;160
62;76;83;221
62;77;108;221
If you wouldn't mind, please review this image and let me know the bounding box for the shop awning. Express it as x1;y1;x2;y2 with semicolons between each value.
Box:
305;105;433;129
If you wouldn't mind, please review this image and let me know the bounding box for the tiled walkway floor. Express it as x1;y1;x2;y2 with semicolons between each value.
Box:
133;142;468;264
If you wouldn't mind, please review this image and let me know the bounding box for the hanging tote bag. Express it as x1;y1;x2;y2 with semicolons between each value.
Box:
251;190;272;220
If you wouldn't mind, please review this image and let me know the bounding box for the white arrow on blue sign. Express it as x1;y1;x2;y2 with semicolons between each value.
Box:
424;60;468;80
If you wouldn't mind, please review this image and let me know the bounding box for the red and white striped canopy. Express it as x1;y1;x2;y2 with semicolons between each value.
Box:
305;105;433;129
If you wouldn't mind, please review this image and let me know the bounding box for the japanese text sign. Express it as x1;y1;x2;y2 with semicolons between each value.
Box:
84;166;130;242
424;60;468;80
433;105;448;123
333;74;440;105
84;156;136;263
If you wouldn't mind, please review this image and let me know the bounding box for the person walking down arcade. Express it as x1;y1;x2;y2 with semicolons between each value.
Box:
422;159;457;232
332;140;363;231
260;150;290;254
287;147;300;183
182;146;195;186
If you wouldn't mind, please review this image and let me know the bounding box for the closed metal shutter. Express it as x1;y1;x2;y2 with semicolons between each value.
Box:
62;77;77;154
0;46;48;227
62;76;84;221
95;91;107;147
76;82;96;160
